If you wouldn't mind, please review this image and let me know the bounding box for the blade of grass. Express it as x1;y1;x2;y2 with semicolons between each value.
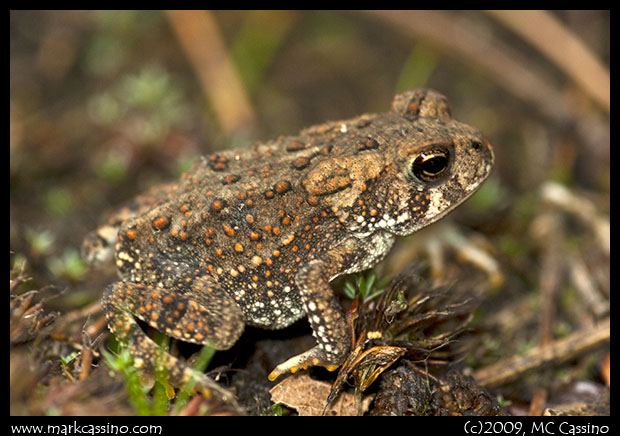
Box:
172;344;217;413
165;10;256;136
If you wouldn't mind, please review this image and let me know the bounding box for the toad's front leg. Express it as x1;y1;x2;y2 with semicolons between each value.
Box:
268;241;363;381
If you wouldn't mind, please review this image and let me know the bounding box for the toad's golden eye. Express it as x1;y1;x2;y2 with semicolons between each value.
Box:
409;148;451;183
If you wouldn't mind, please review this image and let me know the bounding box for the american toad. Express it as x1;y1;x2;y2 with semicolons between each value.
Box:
83;89;494;400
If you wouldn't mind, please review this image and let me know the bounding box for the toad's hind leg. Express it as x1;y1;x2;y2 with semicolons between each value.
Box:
102;278;245;403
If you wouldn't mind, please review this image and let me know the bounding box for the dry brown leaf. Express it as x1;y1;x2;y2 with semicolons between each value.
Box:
270;373;373;416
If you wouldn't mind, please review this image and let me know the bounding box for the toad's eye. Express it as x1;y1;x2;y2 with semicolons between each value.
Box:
409;148;451;183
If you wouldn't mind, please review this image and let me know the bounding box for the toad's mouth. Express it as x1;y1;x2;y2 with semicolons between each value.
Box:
392;167;493;237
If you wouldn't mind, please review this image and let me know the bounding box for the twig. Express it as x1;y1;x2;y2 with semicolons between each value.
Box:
473;317;610;388
530;209;563;415
540;182;610;255
569;256;609;319
486;10;609;112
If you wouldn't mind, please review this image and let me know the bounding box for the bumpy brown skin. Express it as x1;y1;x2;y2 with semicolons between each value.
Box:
83;89;494;397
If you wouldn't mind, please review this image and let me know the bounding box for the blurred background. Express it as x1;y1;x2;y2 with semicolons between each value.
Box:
10;11;609;416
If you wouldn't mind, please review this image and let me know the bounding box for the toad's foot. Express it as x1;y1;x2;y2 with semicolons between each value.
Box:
182;366;240;408
268;346;341;381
